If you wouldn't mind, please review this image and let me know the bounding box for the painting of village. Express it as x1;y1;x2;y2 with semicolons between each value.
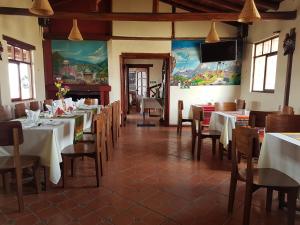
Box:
51;40;108;85
171;40;242;86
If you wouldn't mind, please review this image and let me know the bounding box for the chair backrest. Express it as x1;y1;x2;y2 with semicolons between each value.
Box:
0;121;24;147
0;105;13;121
192;106;204;133
278;105;294;115
265;114;300;132
30;101;40;111
96;112;106;153
248;110;278;128
214;102;237;111
15;103;26;118
232;127;260;181
178;100;184;121
85;98;98;105
235;99;246;110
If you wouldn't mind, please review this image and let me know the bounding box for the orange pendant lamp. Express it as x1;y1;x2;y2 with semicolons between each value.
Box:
205;22;220;43
68;19;83;41
238;0;261;23
29;0;54;16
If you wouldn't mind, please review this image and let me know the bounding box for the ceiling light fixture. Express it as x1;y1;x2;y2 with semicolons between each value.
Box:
205;22;220;43
68;19;83;41
238;0;261;23
29;0;54;16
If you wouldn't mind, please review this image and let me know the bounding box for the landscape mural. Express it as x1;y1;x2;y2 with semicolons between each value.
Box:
52;40;108;84
171;40;242;86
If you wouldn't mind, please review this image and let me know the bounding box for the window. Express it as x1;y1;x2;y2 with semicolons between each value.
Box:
251;36;279;93
3;35;35;101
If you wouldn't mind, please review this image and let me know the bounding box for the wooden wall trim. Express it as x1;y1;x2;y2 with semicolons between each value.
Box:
2;35;36;50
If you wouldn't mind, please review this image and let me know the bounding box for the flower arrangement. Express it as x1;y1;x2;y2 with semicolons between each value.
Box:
54;78;70;99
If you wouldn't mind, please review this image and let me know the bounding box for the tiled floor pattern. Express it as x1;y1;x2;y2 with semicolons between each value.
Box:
0;115;299;225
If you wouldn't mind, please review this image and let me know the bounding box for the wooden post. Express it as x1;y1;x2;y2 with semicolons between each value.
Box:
152;0;159;13
171;5;176;39
283;28;296;106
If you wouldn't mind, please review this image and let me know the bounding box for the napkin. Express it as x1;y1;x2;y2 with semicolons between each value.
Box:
75;98;85;108
64;97;75;111
25;109;40;123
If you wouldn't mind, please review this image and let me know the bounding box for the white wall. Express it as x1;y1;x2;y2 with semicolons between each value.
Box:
111;0;240;125
125;59;163;84
240;0;300;113
0;0;45;105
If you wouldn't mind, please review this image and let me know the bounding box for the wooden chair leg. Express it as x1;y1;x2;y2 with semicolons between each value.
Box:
192;134;196;156
242;184;253;225
95;153;102;187
212;138;216;156
33;165;41;194
228;175;237;214
227;141;232;160
219;142;224;160
287;189;297;225
197;137;202;161
62;156;68;188
15;167;24;212
71;158;75;177
2;173;10;193
278;191;285;209
266;188;273;212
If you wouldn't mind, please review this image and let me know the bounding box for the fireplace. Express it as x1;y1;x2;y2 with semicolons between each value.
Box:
45;84;111;105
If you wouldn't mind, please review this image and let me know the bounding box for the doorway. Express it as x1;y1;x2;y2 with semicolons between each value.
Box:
120;53;171;126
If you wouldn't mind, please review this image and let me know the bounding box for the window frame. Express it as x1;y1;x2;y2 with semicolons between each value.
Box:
3;35;35;102
251;35;279;93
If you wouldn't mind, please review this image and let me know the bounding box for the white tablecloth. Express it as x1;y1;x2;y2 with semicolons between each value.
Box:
209;111;249;147
0;122;72;184
258;133;300;184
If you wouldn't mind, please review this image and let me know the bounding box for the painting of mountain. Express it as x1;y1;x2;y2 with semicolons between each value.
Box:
171;40;242;86
51;40;108;84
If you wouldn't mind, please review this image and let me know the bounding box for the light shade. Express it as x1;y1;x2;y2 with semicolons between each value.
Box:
238;0;261;23
68;19;83;41
205;22;220;43
29;0;54;16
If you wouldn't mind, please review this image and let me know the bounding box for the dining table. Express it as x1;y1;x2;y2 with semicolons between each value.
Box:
0;111;93;184
209;111;250;147
258;132;300;184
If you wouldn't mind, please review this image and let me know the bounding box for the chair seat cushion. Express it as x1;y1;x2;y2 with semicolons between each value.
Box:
61;143;96;156
0;156;39;170
77;134;95;143
239;168;299;188
201;130;221;137
182;118;193;123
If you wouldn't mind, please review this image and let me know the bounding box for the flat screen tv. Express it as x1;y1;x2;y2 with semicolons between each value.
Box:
200;41;237;63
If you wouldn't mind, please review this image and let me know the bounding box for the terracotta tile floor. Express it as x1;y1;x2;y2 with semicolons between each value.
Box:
1;114;300;225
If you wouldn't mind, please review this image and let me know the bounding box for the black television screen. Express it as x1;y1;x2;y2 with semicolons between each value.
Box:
200;41;237;63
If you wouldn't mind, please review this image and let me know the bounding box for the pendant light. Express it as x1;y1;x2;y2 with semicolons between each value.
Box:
68;19;83;41
29;0;54;16
238;0;261;23
205;22;220;43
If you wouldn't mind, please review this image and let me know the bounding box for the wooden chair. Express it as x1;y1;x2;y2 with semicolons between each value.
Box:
177;100;192;136
228;126;299;225
235;99;246;110
43;99;53;111
248;110;278;128
102;106;113;160
214;102;237;111
61;112;106;187
278;105;294;115
192;106;221;160
112;101;121;145
265;114;300;133
84;98;98;105
0;105;13;121
29;101;40;111
14;103;26;119
0;121;41;212
116;100;121;137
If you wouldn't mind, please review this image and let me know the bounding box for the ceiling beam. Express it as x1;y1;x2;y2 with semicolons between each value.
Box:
0;8;296;21
192;0;241;12
153;0;159;13
226;0;280;10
